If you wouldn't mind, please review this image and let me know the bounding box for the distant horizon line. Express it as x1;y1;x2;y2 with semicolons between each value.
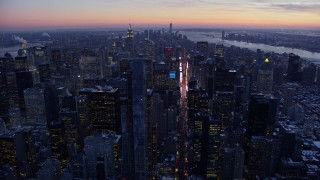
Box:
1;24;320;33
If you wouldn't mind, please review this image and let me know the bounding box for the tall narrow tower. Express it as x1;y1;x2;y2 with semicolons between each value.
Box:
131;58;148;179
125;24;134;57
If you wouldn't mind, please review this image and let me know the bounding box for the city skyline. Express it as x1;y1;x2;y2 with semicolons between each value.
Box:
1;0;320;30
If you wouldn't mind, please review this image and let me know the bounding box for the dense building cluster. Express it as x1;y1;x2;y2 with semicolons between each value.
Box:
0;25;319;179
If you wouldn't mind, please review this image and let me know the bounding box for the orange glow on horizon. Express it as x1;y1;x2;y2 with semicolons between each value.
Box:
1;0;319;30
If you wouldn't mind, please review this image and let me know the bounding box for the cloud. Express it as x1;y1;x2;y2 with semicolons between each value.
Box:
148;0;199;8
148;0;268;10
270;2;320;13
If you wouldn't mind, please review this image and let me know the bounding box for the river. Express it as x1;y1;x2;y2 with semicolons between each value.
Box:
181;31;320;64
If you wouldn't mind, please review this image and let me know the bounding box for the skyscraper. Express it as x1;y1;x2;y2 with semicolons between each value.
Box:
287;53;300;82
0;85;9;122
261;138;281;178
150;93;166;150
222;144;245;180
0;128;32;178
164;47;173;64
206;117;223;179
215;44;224;57
257;58;273;94
214;68;237;93
15;71;34;110
153;61;170;91
37;158;61;180
79;48;102;80
24;87;47;125
80;87;120;134
84;134;116;179
31;46;48;67
283;87;295;114
302;63;316;85
38;64;51;82
51;49;61;66
125;24;134;56
14;56;28;71
215;91;234;128
246;136;266;179
48;121;68;168
145;39;155;89
59;108;80;156
256;49;263;65
131;58;148;179
196;41;208;60
247;94;278;137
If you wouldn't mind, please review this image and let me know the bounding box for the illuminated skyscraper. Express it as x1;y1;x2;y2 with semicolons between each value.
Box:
38;64;51;82
0;129;31;177
257;58;273;94
214;44;226;68
31;46;48;67
190;114;209;176
80;87;120;134
187;87;209;124
59;108;80;156
246;136;266;179
75;94;91;151
153;62;170;91
196;41;208;60
164;47;173;64
215;91;234;128
125;24;134;56
48;121;68;168
206;117;223;179
14;56;28;71
215;44;224;57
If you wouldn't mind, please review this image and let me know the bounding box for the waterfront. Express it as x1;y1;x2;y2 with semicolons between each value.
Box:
181;31;320;64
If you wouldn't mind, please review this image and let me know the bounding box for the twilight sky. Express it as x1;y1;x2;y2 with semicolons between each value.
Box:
1;0;320;30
